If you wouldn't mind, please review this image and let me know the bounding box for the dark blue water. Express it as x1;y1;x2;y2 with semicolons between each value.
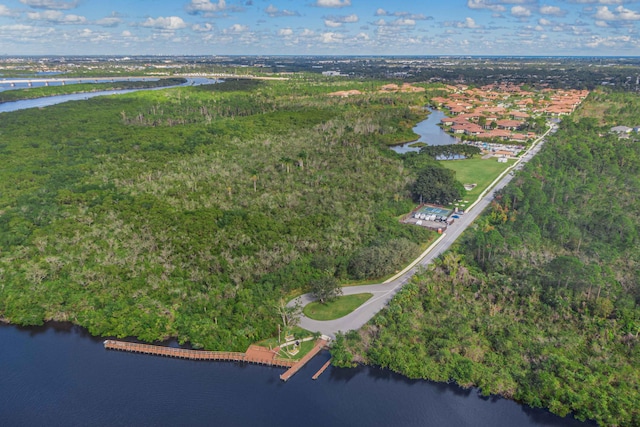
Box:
0;323;594;427
391;108;460;154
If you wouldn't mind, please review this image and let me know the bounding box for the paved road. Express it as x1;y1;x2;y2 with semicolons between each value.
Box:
290;126;555;339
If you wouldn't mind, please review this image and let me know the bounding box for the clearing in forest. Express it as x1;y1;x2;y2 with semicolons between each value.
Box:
441;157;515;202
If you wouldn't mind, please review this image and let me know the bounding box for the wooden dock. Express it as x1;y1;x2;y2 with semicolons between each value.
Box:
312;359;332;380
280;338;328;382
103;340;296;368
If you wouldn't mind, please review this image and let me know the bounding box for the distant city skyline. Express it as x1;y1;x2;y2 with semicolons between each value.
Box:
0;0;639;56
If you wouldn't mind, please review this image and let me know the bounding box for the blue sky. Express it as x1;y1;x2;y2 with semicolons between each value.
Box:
0;0;639;56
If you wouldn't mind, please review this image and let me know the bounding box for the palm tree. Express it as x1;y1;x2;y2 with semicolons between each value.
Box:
441;252;462;294
280;156;292;173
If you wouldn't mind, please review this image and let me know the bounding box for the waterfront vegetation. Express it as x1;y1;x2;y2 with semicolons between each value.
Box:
0;77;437;351
419;144;482;160
303;293;373;321
336;89;640;427
0;78;187;103
4;61;638;425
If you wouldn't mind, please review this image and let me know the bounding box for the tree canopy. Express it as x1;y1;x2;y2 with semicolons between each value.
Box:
310;276;342;304
339;89;640;427
419;144;482;160
411;164;465;205
0;77;435;351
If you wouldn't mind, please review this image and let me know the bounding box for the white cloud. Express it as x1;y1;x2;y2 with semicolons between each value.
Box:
141;16;188;30
27;10;86;24
300;29;315;37
376;9;430;20
458;17;481;28
394;18;416;26
467;0;505;13
277;28;293;36
0;23;54;35
19;0;78;10
320;32;344;42
511;6;531;18
186;0;226;14
95;15;123;28
315;0;351;8
538;18;552;26
324;19;342;27
375;17;418;27
586;34;634;48
192;23;214;32
121;30;132;37
341;14;358;23
265;5;300;17
444;17;483;29
595;6;640;21
540;5;566;16
569;0;623;4
223;23;248;34
324;14;358;27
0;5;15;16
594;6;616;20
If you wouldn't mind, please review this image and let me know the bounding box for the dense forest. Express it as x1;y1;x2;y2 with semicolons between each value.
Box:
335;89;640;426
0;78;442;350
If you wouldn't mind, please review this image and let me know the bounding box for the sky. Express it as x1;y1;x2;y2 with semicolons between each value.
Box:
0;0;639;56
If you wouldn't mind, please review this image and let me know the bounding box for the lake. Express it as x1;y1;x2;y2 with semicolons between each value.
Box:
391;108;460;154
0;323;593;427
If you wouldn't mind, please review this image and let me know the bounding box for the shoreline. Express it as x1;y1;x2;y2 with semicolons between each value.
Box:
0;77;188;104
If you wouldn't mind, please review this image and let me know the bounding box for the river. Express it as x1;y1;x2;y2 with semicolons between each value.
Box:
0;90;593;427
0;77;216;114
0;323;593;427
390;108;460;154
0;77;158;92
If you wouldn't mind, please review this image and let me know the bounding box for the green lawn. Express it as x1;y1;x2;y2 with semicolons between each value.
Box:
255;326;312;349
441;157;515;209
254;326;319;361
304;293;373;321
277;339;317;360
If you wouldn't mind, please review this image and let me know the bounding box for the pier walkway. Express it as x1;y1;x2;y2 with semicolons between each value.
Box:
280;338;328;382
312;359;332;380
104;340;296;368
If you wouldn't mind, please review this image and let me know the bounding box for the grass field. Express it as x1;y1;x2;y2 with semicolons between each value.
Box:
254;326;317;360
441;157;515;209
303;293;373;321
278;339;316;360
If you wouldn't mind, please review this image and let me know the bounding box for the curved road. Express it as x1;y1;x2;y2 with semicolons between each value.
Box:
289;125;556;339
